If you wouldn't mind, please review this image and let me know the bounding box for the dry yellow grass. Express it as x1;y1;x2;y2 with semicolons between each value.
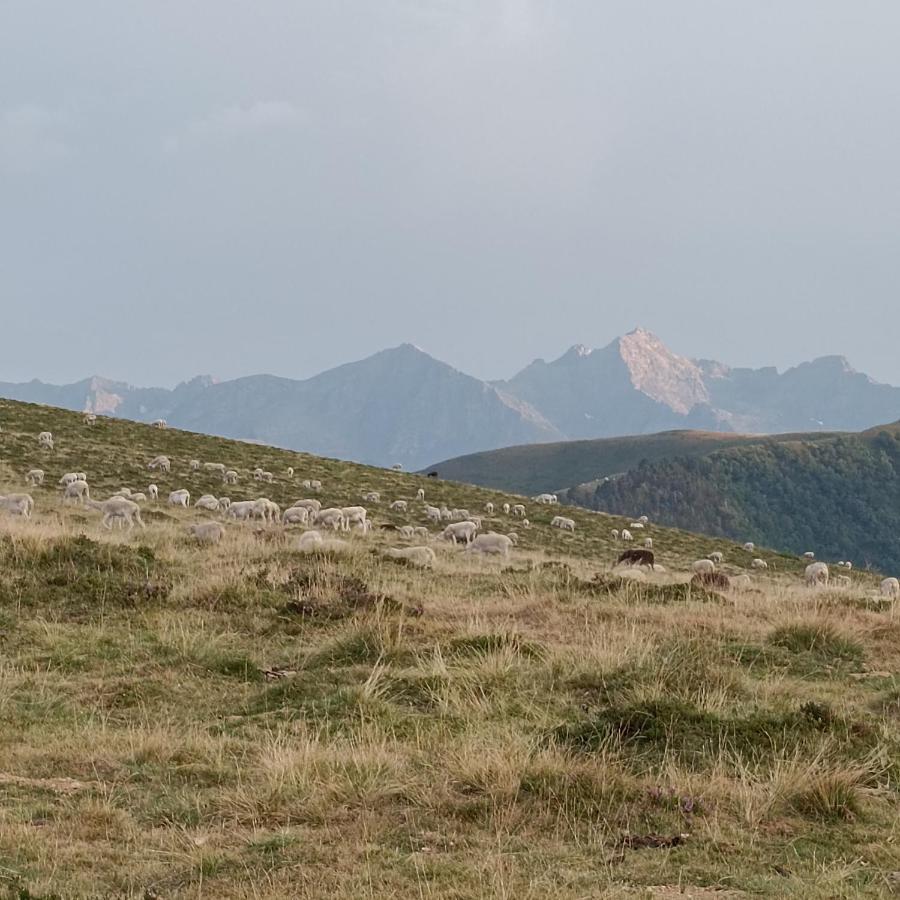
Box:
0;398;898;898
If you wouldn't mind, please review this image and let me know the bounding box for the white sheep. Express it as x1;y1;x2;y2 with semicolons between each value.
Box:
38;431;54;449
743;542;755;552
86;497;144;530
315;508;345;531
0;494;34;517
25;469;44;486
290;499;322;517
502;503;511;515
203;462;227;476
226;500;256;521
521;518;530;528
751;558;768;570
223;470;239;485
282;506;311;526
151;419;167;429
835;575;852;588
384;546;435;568
551;515;575;532
512;504;526;517
880;577;900;598
147;484;159;501
62;480;90;505
804;562;829;586
802;551;815;560
534;493;558;505
629;522;645;530
194;495;220;512
75;472;87;482
397;525;415;540
644;538;653;549
253;498;280;524
424;505;442;523
188;522;225;545
83;412;97;425
168;489;190;508
416;488;425;501
190;459;201;470
362;491;381;503
708;552;724;564
309;479;322;492
465;532;513;556
148;455;171;473
412;526;429;539
296;530;325;552
340;506;367;532
692;559;715;575
442;521;478;545
484;502;494;515
638;515;649;525
390;500;408;512
59;472;80;487
440;506;452;520
130;493;147;503
621;529;633;542
611;529;620;540
286;467;294;478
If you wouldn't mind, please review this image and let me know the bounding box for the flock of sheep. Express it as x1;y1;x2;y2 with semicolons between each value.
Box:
3;424;900;597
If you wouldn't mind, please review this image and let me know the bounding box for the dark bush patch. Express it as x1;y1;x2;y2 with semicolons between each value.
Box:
769;624;864;671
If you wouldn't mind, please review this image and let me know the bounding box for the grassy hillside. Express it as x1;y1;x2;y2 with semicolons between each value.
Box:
576;425;900;574
1;399;900;898
430;429;840;495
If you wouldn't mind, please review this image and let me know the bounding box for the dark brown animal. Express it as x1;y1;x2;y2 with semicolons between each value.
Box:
426;471;439;478
616;549;655;568
691;571;730;590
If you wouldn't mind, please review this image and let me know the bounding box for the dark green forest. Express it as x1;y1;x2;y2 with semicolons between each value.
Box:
576;429;900;572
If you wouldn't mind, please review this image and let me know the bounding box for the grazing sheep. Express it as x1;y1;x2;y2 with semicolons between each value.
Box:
290;499;322;517
340;506;367;532
621;529;633;542
223;470;239;485
252;468;265;481
362;491;380;503
260;471;275;484
551;515;575;532
148;455;171;473
86;497;144;530
643;538;653;549
617;549;655;568
63;480;90;505
611;529;620;540
385;546;436;568
502;503;511;515
130;493;147;503
465;532;514;557
75;472;87;483
521;519;530;528
0;494;34;517
390;500;408;512
59;472;80;487
512;504;526;517
442;521;478;545
802;551;815;560
416;488;425;501
451;508;470;521
751;558;768;570
837;561;853;571
484;502;494;515
506;532;519;545
296;530;325;552
218;497;230;510
286;467;294;478
194;495;220;512
628;522;645;530
226;500;256;521
190;459;201;470
413;526;430;539
424;505;442;523
708;552;724;564
253;498;280;524
805;562;829;587
356;520;373;534
38;431;54;449
25;469;44;486
692;559;715;575
637;515;649;525
282;506;310;526
203;462;227;476
743;542;755;552
440;506;452;521
147;484;159;501
83;412;97;425
188;522;225;545
309;480;322;492
315;508;345;531
397;525;415;540
391;464;403;471
168;489;190;508
880;577;900;598
534;493;558;505
151;419;167;429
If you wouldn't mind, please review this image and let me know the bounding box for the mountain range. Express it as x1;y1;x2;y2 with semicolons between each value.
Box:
2;328;900;470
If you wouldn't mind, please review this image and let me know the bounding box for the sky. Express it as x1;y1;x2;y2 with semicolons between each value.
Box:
3;1;900;388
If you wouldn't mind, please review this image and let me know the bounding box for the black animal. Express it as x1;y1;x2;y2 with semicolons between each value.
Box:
426;471;439;478
616;549;655;568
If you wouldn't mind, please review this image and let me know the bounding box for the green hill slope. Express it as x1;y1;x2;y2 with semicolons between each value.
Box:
429;428;840;495
3;398;900;898
576;424;900;572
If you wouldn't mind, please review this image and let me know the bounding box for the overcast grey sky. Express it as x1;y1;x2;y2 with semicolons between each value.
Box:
3;1;900;387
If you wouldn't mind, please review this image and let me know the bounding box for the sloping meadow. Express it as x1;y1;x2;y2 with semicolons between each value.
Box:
0;398;898;898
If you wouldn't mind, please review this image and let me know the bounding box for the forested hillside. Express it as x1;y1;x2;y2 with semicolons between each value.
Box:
574;427;900;571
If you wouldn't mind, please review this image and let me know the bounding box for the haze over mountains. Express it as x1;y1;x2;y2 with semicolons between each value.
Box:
2;329;899;470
